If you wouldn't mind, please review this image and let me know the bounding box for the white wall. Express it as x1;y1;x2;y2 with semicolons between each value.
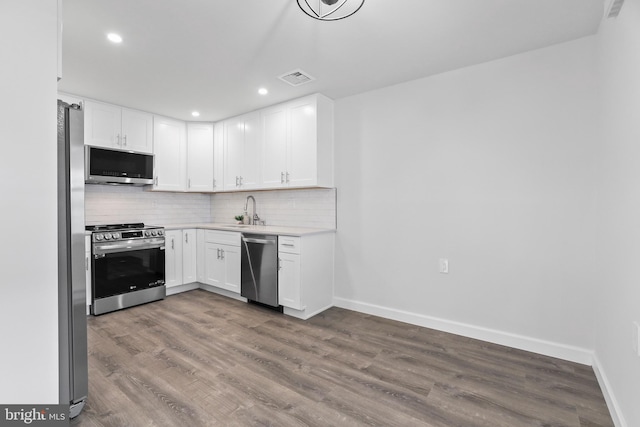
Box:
0;1;59;403
595;1;640;426
334;37;600;363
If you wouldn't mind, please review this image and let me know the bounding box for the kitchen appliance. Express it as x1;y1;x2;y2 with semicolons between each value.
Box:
87;223;166;315
85;146;154;185
240;233;281;309
57;100;88;418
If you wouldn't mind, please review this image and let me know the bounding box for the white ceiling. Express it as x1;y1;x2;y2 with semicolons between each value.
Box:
58;0;605;122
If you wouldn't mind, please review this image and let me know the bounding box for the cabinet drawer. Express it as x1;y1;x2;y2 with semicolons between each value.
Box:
278;236;300;254
205;230;240;246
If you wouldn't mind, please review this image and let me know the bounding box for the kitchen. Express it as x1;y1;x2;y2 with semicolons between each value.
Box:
1;0;639;426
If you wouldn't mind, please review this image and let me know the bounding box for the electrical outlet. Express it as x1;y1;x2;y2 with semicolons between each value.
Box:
633;322;640;357
439;258;449;274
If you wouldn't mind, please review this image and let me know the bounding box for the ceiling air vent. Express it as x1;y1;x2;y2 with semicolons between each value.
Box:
606;0;625;18
278;69;316;86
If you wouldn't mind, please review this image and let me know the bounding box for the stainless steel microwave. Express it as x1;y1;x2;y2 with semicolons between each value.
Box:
85;146;154;185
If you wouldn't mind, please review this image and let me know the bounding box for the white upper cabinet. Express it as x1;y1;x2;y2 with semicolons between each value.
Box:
186;123;214;192
121;108;154;153
223;112;261;191
213;122;225;191
261;104;288;188
260;94;334;189
153;116;186;191
84;100;153;153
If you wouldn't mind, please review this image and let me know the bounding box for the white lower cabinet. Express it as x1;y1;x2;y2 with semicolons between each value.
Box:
278;251;302;309
277;233;334;320
168;228;334;319
182;229;197;284
202;231;241;294
165;229;198;293
165;230;183;288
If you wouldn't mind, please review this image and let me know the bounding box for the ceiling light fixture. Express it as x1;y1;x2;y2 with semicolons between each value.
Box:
191;111;200;117
258;88;268;95
297;0;365;21
107;33;123;43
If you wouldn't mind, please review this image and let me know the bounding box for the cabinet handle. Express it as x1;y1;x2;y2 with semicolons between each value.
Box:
116;133;121;146
281;243;295;247
171;238;174;250
85;256;89;271
123;135;127;146
278;258;282;270
286;172;290;183
235;176;239;187
216;248;220;259
221;249;225;260
239;176;243;186
188;178;191;189
154;176;158;186
213;178;216;189
281;172;285;184
185;233;189;244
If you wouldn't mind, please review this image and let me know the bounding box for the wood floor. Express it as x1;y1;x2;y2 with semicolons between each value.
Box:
72;289;613;427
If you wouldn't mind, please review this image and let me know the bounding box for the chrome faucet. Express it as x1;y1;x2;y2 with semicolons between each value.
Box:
244;195;260;225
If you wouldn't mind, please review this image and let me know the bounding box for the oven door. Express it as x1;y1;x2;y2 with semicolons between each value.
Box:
92;238;165;300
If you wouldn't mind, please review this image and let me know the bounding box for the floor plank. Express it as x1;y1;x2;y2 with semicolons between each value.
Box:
72;290;613;427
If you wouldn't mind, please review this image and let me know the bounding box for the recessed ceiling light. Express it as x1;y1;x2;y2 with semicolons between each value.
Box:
107;33;123;43
258;88;268;96
191;111;200;117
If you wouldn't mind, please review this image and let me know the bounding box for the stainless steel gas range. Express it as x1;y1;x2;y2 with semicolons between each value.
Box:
86;223;166;315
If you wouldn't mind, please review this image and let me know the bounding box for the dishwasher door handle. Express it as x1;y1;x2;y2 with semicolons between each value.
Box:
242;237;275;245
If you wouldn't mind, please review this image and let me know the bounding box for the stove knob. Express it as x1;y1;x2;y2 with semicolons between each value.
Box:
151;230;158;236
104;233;112;240
95;234;104;241
112;232;120;239
157;230;164;236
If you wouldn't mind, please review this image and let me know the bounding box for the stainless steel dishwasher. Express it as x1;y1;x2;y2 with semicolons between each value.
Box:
241;233;280;309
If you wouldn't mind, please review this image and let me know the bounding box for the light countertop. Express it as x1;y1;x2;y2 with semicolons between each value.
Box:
160;223;335;237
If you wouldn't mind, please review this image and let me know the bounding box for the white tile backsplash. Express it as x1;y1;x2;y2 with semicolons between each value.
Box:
211;188;336;229
85;185;211;226
85;185;336;229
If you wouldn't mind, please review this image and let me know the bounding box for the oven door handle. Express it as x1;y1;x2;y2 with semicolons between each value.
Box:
93;241;165;255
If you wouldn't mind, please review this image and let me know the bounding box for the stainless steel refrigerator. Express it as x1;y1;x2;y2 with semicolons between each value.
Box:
57;100;88;418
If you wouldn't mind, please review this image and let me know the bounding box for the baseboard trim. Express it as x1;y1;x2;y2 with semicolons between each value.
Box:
333;297;593;365
166;282;199;296
592;354;627;427
199;284;248;302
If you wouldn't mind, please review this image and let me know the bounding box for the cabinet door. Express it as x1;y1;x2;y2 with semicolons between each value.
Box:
222;244;241;294
213;123;224;191
261;106;288;189
223;116;244;191
84;100;122;149
165;230;183;288
186;123;214;192
182;229;197;284
278;252;302;309
196;229;206;282
287;98;318;187
153;116;186;191
240;112;261;189
121;108;153;153
204;243;226;288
